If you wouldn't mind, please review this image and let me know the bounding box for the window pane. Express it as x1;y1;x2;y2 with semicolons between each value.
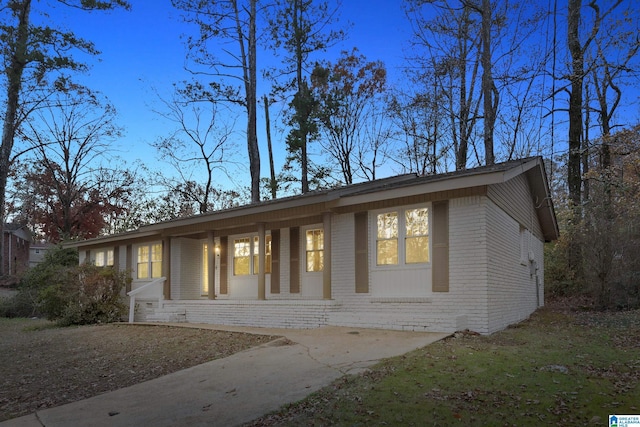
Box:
233;238;251;275
265;235;272;274
406;236;429;263
306;250;324;272
306;229;323;250
305;230;323;271
405;208;429;236
377;239;398;265
106;250;114;266
234;256;250;275
377;212;398;239
253;236;260;255
151;261;162;278
234;238;250;257
202;244;208;294
95;252;105;267
137;262;149;279
151;244;163;262
137;246;149;263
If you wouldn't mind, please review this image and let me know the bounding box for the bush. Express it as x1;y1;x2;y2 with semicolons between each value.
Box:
1;247;131;326
51;264;130;326
0;247;78;318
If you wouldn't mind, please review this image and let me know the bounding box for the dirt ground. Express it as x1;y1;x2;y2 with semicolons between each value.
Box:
0;318;278;422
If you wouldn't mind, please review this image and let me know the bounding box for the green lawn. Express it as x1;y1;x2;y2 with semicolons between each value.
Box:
249;306;639;426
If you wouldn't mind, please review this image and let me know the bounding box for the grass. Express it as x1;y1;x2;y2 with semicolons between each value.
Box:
249;306;640;426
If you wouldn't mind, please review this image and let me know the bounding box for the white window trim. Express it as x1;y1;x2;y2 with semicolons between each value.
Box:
135;242;163;281
301;224;324;275
230;232;272;277
93;248;114;267
371;204;432;270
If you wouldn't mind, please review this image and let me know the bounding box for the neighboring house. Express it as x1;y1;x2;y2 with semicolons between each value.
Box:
3;224;31;276
65;157;558;334
29;241;54;268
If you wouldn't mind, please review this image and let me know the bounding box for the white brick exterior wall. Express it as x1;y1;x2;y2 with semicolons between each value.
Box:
110;180;548;334
324;197;492;333
485;201;544;333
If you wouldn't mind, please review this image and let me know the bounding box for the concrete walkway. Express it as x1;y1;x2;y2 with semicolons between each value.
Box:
2;324;448;427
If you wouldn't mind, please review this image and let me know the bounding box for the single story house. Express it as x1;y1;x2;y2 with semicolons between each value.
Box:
66;156;558;334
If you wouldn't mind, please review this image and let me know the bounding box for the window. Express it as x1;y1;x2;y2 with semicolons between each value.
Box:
137;243;162;279
95;249;114;267
234;235;272;276
306;229;324;272
233;238;251;275
405;208;429;263
376;207;429;266
376;212;398;265
202;244;209;294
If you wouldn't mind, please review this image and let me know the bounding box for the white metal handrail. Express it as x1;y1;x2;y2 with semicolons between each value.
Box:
127;277;166;323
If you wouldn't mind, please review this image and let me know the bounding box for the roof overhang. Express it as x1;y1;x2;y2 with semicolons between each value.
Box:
66;157;559;249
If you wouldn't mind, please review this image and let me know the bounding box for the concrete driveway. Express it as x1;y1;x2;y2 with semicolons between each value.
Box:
2;324;448;427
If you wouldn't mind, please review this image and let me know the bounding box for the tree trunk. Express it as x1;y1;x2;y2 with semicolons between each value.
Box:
568;0;583;210
264;95;277;199
247;0;260;203
0;0;31;275
481;0;495;166
293;0;309;193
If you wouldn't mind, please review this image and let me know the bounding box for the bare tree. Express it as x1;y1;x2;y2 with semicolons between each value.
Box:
588;10;639;169
312;49;387;184
566;0;623;208
173;0;261;203
151;87;238;214
357;105;394;181
388;88;448;176
0;0;130;272
11;91;132;242
405;0;482;170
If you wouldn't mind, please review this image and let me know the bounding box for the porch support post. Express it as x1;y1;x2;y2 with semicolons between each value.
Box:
322;212;332;300
257;222;266;300
162;237;171;300
207;231;216;299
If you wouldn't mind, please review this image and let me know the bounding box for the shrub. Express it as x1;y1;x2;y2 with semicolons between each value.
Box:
1;247;131;325
52;264;130;326
0;247;78;318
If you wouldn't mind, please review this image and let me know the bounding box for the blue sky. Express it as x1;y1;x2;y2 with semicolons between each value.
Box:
40;1;640;194
55;1;414;190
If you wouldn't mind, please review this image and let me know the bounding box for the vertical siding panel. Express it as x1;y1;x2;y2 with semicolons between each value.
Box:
432;201;449;292
219;236;228;294
290;227;300;293
125;245;132;293
271;229;280;294
163;238;171;299
207;232;215;299
354;212;369;293
113;246;120;271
